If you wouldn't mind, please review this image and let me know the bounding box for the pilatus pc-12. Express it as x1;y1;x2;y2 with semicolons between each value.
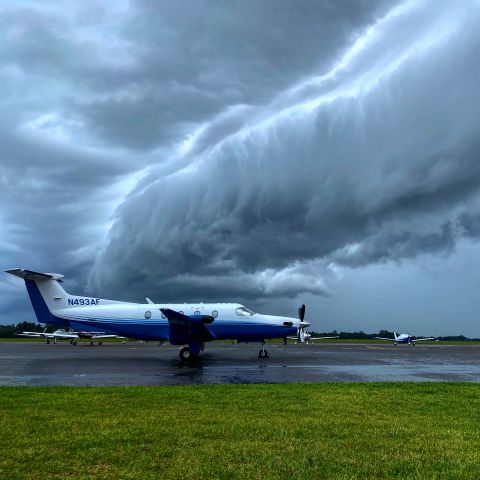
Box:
6;268;307;360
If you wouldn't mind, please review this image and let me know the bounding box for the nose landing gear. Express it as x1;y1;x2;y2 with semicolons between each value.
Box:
258;343;269;359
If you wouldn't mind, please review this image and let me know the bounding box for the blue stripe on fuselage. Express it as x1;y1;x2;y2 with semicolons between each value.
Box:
56;314;297;342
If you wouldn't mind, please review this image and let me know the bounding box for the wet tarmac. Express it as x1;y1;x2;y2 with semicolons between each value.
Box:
0;341;479;386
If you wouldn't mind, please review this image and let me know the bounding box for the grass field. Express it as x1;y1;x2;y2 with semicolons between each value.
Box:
1;383;480;479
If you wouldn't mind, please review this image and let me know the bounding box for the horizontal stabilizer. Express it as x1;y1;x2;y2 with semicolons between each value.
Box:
5;268;64;281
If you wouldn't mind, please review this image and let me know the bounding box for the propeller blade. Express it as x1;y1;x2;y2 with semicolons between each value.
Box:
298;304;305;321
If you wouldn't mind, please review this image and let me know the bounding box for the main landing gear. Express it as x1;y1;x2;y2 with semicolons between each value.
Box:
258;343;269;359
179;343;203;361
179;346;194;360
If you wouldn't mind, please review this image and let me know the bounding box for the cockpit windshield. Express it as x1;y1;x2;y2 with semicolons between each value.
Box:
236;306;255;317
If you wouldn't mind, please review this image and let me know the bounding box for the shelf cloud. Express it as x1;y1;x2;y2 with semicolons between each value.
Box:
2;0;480;332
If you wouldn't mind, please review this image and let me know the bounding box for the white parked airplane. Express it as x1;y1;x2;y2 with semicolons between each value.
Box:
6;268;302;360
375;332;436;346
287;306;339;343
17;328;123;345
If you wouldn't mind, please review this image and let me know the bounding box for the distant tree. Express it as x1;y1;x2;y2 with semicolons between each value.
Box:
0;322;56;338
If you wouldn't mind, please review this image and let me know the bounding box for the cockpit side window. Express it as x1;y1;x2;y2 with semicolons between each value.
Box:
236;306;255;317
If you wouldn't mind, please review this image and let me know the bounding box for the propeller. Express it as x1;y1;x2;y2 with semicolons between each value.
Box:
297;304;310;343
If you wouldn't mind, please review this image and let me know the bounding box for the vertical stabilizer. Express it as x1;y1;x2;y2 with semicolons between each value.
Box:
6;269;69;324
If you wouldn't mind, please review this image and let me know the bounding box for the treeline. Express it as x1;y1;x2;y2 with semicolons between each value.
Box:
0;322;57;338
0;323;477;341
309;330;479;342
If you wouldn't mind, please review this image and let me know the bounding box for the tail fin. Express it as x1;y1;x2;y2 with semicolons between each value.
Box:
6;268;70;324
394;332;398;340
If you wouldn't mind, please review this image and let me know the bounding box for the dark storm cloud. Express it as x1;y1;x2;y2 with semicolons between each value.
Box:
2;0;480;328
89;0;480;305
72;0;395;150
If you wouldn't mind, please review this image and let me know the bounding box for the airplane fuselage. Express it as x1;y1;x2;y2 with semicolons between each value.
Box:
45;299;297;343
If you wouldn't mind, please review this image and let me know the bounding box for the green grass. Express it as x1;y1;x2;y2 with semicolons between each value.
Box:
1;384;480;479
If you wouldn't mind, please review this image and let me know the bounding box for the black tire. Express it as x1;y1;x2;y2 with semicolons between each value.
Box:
258;349;269;359
179;346;191;360
99;342;103;346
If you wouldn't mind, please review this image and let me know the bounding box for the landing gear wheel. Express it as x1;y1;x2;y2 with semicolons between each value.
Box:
73;340;77;346
179;346;193;361
258;346;269;359
98;342;103;346
90;340;94;346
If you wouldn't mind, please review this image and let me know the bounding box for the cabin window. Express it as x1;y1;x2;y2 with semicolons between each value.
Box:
236;306;255;317
212;310;218;318
160;312;166;319
179;311;184;315
194;310;201;316
144;311;152;319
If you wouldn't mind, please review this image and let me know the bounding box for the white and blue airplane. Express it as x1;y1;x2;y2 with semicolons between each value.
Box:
375;332;436;346
6;268;306;360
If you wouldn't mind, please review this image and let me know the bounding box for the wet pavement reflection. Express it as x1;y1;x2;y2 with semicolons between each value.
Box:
0;342;479;386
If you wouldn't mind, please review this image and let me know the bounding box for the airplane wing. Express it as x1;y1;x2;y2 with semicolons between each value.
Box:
412;337;436;342
76;331;126;340
52;332;79;340
91;334;127;340
161;308;215;345
18;331;78;340
17;331;44;338
375;337;395;341
309;336;340;340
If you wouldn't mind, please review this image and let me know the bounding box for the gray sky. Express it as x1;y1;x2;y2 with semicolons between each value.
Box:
1;0;480;336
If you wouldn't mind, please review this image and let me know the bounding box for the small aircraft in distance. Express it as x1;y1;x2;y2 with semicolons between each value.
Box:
287;306;339;343
6;268;303;359
375;332;436;346
17;328;125;345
